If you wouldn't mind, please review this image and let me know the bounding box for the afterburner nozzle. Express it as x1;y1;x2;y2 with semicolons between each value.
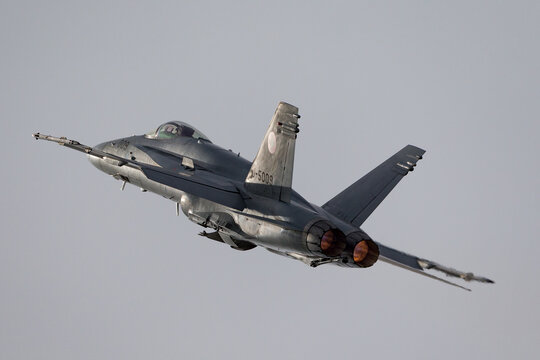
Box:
305;221;346;257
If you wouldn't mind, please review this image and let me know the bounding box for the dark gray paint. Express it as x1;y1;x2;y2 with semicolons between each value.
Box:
323;144;425;227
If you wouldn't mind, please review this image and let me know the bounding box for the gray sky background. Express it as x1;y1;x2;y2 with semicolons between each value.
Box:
1;1;539;359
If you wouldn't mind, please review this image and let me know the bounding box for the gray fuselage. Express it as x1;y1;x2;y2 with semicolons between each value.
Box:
88;133;368;257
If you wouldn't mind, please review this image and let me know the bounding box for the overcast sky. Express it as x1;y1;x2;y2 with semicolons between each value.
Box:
1;1;539;359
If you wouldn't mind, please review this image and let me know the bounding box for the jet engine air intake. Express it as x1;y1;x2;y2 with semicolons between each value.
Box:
305;220;346;257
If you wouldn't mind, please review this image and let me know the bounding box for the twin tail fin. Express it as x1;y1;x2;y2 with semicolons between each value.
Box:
245;102;300;203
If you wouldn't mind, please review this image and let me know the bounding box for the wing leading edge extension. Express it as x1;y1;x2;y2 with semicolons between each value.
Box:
32;133;245;210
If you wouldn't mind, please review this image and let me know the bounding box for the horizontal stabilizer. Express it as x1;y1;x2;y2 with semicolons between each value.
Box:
323;145;425;227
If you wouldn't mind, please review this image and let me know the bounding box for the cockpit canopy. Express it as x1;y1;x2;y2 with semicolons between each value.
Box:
145;121;211;142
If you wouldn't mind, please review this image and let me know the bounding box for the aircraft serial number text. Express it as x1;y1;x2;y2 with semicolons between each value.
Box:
249;169;273;185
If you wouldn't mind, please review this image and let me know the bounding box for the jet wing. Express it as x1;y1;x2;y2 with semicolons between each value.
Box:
32;133;246;210
323;145;425;227
376;242;494;291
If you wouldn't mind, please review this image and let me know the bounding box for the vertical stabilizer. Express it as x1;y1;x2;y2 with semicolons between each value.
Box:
245;102;300;202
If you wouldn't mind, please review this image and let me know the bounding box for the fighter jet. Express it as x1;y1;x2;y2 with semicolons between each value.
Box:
33;102;493;290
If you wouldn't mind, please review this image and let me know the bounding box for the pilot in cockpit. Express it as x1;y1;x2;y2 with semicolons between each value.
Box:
146;121;211;142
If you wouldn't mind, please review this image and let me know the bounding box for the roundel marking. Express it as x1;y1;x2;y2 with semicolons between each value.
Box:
268;131;277;154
